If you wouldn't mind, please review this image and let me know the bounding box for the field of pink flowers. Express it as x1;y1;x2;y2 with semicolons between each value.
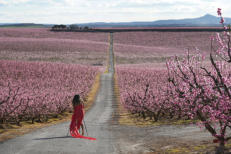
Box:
0;60;99;125
116;52;231;145
0;28;108;125
0;28;108;41
116;9;231;149
113;31;217;64
0;28;109;65
116;65;168;121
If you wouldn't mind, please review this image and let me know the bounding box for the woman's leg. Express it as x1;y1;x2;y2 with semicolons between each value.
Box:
80;124;84;135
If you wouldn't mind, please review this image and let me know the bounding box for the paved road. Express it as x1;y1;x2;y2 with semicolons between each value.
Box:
0;33;117;154
0;33;213;154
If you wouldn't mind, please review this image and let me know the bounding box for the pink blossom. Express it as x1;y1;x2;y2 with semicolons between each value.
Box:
217;8;222;16
220;17;225;24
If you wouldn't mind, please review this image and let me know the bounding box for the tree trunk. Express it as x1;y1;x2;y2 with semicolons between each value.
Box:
141;112;146;119
216;142;225;154
32;117;35;124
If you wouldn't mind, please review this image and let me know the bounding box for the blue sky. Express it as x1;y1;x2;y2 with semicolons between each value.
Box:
0;0;230;24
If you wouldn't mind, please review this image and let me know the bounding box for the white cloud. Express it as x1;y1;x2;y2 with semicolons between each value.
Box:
0;0;230;24
0;0;31;5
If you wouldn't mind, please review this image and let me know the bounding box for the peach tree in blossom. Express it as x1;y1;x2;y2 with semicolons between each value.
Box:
167;8;231;151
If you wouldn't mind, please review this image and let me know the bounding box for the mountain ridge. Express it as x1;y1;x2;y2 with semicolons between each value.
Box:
0;14;230;28
76;14;231;27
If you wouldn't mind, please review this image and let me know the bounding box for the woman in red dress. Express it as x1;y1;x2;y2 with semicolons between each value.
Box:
70;94;84;136
69;94;96;140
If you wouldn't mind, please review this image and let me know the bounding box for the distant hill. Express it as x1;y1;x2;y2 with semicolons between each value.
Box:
0;23;53;28
0;14;230;28
76;14;231;28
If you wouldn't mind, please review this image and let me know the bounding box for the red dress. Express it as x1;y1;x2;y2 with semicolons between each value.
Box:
69;104;96;140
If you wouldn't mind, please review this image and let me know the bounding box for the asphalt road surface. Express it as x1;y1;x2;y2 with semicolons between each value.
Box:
0;33;213;154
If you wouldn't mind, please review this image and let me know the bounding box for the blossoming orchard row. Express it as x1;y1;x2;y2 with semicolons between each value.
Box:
116;66;170;121
116;9;231;148
116;52;230;145
0;60;99;125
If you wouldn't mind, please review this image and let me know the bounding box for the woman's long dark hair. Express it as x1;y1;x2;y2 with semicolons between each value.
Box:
72;94;81;107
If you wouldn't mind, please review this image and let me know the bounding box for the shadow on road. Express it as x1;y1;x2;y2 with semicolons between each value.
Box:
34;136;73;140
